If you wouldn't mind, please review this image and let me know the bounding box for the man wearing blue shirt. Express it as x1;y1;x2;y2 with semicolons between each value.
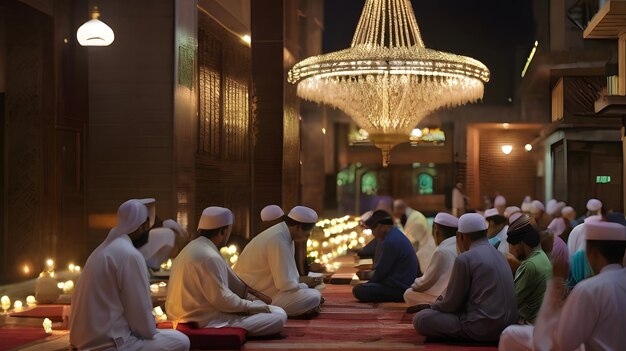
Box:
352;210;419;302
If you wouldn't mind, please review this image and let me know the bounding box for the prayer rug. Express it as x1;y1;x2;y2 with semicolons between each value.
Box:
0;327;49;351
9;305;65;322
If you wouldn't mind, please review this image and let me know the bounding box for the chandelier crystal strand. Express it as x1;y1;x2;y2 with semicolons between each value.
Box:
289;0;489;166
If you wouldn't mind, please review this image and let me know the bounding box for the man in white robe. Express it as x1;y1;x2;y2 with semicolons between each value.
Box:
70;200;189;351
485;208;509;255
393;200;436;271
234;206;322;318
166;207;287;336
498;220;626;351
451;182;467;217
404;212;458;307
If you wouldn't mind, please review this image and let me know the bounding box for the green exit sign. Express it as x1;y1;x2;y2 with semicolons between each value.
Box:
596;176;611;184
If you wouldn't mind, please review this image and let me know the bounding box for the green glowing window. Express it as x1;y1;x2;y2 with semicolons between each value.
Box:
596;175;611;184
361;171;378;195
417;173;433;194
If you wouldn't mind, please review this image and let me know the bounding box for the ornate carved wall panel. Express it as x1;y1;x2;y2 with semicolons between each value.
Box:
197;13;252;238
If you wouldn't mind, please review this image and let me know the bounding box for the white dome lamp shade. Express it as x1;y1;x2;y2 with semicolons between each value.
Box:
77;7;115;46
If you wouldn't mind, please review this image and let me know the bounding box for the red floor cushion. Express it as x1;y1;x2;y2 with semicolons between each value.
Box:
157;322;246;350
9;305;65;322
0;328;49;351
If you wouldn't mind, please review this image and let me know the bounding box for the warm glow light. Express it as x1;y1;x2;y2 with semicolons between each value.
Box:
410;128;423;138
68;263;75;271
1;296;11;312
525;144;533;151
502;123;510;129
76;7;115;46
26;296;36;306
322;128;326;134
242;35;251;45
502;145;513;154
22;264;31;275
43;318;53;334
13;300;23;310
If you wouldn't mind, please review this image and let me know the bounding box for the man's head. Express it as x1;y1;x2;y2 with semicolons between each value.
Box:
456;213;488;253
561;206;576;222
285;206;318;243
138;198;156;228
530;200;545;219
484;208;506;237
363;210;395;240
507;215;541;260
539;228;554;255
494;195;506;214
260;205;284;222
117;199;151;243
433;212;458;245
585;221;626;273
392;199;407;219
586;199;603;215
504;206;521;219
197;207;234;248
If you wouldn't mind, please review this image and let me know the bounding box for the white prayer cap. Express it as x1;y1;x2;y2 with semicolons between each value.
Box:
458;213;488;234
530;200;544;213
484;208;500;219
434;212;458;228
198;207;233;230
139;228;176;269
521;202;532;213
106;199;149;243
546;199;558;216
586;199;603;212
260;205;284;222
359;211;374;225
138;198;156;227
494;195;506;207
162;219;188;240
287;206;318;224
504;206;521;218
585;221;626;241
562;206;575;218
393;199;407;209
509;212;524;224
584;214;602;224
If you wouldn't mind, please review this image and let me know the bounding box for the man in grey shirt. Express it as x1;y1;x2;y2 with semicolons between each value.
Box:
413;213;517;342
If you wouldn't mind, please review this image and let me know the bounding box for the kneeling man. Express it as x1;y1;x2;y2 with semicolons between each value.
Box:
166;207;287;336
353;210;418;302
235;206;322;318
414;213;517;342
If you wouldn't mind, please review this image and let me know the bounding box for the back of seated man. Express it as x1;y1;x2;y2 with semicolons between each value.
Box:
413;213;517;342
404;212;458;308
352;210;418;302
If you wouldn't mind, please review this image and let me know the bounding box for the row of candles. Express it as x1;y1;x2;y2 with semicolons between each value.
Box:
308;215;371;272
1;259;82;313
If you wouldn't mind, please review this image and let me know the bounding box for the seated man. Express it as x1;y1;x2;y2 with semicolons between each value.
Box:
393;200;435;271
352;210;418;302
507;217;552;324
499;221;626;350
404;212;458;307
70;200;189;351
485;208;509;255
414;213;517;342
235;206;322;318
166;207;287;337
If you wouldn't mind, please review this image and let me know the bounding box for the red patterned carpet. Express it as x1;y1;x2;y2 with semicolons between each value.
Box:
243;284;498;350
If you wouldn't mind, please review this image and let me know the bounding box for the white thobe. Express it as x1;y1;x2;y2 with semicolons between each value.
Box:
401;207;436;271
165;237;286;336
234;222;321;316
139;227;176;269
70;235;189;351
567;223;586;257
403;236;457;305
499;264;626;351
490;225;509;256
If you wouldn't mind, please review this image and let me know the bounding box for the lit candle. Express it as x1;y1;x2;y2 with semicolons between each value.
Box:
42;318;52;334
158;282;167;288
68;263;75;272
74;265;81;273
1;296;11;313
13;300;23;310
45;259;55;272
62;280;74;294
57;282;65;290
26;295;36;307
150;284;159;293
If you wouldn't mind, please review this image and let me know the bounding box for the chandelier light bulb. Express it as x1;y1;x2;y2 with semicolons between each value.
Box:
525;144;533;151
502;145;513;155
77;7;115;46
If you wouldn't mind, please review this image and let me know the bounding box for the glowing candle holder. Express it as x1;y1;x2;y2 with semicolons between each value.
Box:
62;280;74;294
1;296;10;313
26;295;37;307
13;300;23;311
43;318;53;334
150;284;159;294
45;259;55;272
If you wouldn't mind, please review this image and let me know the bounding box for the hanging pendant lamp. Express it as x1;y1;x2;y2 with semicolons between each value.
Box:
77;6;115;47
288;0;489;166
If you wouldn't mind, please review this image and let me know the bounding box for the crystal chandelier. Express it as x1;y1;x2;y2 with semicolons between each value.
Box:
288;0;490;166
